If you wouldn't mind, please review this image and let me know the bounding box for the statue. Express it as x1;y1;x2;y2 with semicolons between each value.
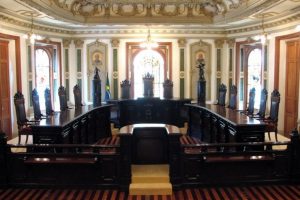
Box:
196;53;205;81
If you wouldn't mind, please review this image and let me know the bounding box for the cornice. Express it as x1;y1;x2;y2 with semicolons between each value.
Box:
0;12;299;37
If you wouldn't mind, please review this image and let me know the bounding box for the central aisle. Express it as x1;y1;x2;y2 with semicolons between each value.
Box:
129;165;172;195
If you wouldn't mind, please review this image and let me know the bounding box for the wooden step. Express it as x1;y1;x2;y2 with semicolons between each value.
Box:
129;183;172;195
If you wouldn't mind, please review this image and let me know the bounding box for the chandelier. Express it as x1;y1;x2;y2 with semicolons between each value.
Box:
258;14;269;45
24;13;43;44
140;29;158;49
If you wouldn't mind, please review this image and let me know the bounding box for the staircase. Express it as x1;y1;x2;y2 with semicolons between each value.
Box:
129;165;172;195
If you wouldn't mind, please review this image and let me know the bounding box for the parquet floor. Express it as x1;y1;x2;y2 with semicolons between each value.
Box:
1;184;300;200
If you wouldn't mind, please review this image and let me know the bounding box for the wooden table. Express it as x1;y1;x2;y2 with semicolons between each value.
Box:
30;105;112;144
186;103;266;143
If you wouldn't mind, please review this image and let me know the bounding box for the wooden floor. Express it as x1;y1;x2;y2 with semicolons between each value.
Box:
1;184;300;200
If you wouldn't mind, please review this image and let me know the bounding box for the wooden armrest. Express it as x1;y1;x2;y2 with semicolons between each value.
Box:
24;156;97;164
203;155;274;163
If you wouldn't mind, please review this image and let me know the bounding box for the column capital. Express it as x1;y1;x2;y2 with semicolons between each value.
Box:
111;38;120;48
226;38;236;48
178;38;187;48
214;38;225;48
62;39;72;48
74;39;84;48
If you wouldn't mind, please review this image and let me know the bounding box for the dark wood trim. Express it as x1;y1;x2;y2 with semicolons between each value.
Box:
0;33;21;92
274;32;300;89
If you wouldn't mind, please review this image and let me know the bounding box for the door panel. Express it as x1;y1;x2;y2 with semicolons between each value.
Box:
0;40;12;138
284;41;299;136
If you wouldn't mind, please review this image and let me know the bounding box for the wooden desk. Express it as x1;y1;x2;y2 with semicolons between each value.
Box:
31;105;112;144
109;98;191;128
118;123;182;188
186;103;266;143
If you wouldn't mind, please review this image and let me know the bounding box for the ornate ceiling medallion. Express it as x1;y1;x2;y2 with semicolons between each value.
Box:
47;0;248;24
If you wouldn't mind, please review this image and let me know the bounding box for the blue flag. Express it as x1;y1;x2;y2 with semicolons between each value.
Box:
105;72;111;101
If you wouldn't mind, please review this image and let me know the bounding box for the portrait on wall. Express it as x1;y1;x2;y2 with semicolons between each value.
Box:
87;40;107;102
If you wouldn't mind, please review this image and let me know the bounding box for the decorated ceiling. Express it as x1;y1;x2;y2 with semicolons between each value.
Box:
0;0;299;32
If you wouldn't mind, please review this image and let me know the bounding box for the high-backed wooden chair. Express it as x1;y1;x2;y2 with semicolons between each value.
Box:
263;89;280;141
245;88;256;116
163;79;173;99
31;89;44;120
120;79;131;99
217;84;227;106
44;88;54;115
14;92;37;144
253;88;268;119
58;86;68;111
228;85;237;109
73;84;83;108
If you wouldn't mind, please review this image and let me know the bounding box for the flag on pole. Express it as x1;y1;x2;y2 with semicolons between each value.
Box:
105;72;111;101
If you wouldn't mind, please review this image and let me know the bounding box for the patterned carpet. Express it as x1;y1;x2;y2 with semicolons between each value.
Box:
1;184;300;200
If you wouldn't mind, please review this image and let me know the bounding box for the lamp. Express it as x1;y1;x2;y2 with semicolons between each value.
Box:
259;14;268;45
140;29;158;49
24;13;42;44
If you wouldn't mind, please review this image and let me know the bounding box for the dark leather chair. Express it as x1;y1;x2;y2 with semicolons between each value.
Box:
73;84;83;108
253;88;268;119
263;89;280;141
31;89;45;120
44;88;54;115
120;79;131;99
143;73;154;97
217;83;227;106
228;85;237;109
245;88;256;116
58;86;68;111
14;92;37;144
163;79;173;99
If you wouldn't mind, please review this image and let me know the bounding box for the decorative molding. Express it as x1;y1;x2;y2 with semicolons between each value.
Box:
226;38;236;48
77;72;82;78
65;72;70;79
111;39;120;48
216;71;222;78
28;73;33;80
229;71;233;78
62;39;72;48
74;39;84;48
113;71;118;79
214;39;225;48
179;71;185;78
178;38;187;48
264;72;268;79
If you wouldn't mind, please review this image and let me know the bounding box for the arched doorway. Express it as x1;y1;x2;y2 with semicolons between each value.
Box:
133;50;164;98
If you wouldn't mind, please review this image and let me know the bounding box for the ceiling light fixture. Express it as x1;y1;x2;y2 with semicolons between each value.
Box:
140;29;158;50
259;14;268;45
296;25;300;31
24;13;43;44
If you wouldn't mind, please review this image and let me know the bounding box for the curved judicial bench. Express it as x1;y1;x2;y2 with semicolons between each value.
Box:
31;105;112;144
108;98;191;128
186;103;266;143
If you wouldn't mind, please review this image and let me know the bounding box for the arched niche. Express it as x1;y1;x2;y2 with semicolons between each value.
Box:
189;40;212;101
87;40;108;101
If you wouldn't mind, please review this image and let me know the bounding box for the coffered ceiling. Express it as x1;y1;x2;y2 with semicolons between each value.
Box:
0;0;300;33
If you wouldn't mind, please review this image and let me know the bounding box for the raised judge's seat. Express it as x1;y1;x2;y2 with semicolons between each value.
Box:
253;88;268;119
73;84;83;108
217;83;227;106
228;85;237;109
163;79;173;99
14;92;37;144
44;88;54;115
262;89;280;141
31;88;44;120
120;79;131;99
58;86;68;111
244;87;256;116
